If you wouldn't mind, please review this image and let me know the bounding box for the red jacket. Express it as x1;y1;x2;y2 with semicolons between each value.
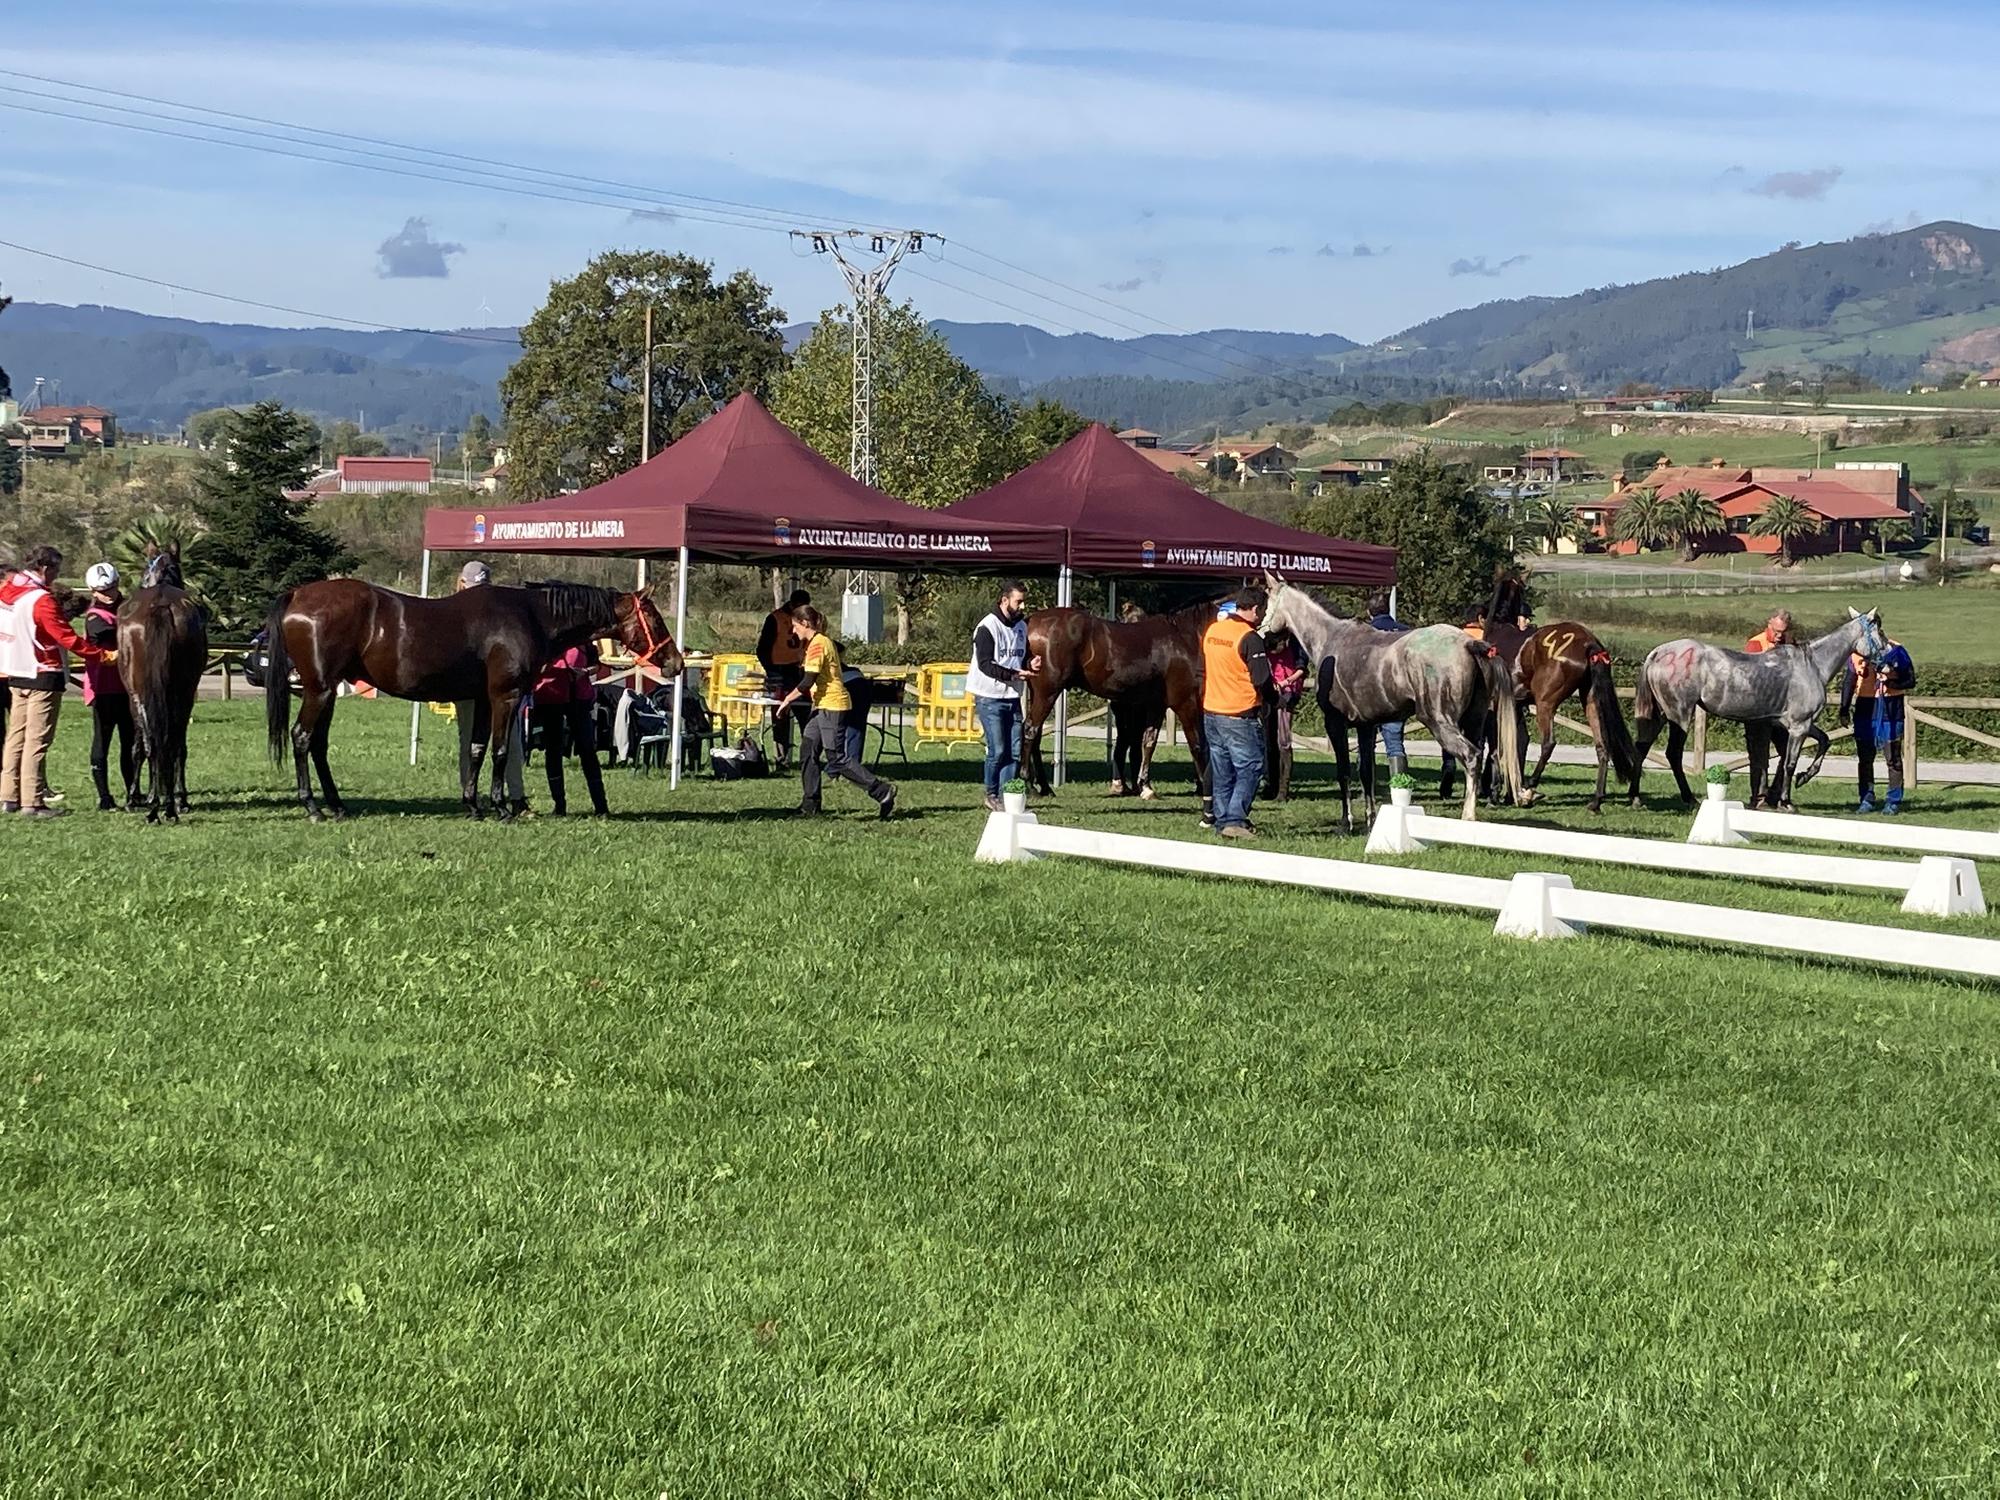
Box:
1;571;109;686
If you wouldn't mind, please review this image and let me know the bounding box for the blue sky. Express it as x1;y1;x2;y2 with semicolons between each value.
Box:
5;0;2000;344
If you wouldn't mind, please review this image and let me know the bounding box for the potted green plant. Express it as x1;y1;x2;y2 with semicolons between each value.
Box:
1001;776;1029;815
1704;764;1730;803
1388;770;1417;808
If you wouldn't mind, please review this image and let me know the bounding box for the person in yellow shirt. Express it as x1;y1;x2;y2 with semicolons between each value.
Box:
773;605;897;820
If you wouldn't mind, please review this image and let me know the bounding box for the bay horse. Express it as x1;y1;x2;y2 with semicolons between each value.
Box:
1259;572;1525;830
1630;607;1885;809
1019;599;1215;802
264;579;678;821
1478;571;1637;814
117;543;208;823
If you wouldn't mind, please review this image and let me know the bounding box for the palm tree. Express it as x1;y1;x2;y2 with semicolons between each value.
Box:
1610;486;1667;552
1664;487;1726;561
1524;494;1577;553
107;510;204;584
1749;494;1822;568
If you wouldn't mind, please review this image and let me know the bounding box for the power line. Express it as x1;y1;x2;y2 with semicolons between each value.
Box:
0;235;522;342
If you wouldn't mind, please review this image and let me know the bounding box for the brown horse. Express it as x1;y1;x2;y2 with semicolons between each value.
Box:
1513;624;1638;813
117;543;208;823
264;579;677;821
1020;600;1213;802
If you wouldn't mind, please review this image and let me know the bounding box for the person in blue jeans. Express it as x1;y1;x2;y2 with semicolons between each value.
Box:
1201;587;1274;838
967;581;1042;810
1366;590;1411;784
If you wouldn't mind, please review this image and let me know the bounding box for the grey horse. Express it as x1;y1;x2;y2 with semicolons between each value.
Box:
1629;607;1888;809
1261;573;1526;828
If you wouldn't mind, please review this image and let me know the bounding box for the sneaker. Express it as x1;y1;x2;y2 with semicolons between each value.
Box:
19;805;66;819
0;802;17;814
1856;796;1878;815
97;798;116;812
1884;796;1903;816
43;789;64;805
984;794;1003;812
877;785;899;821
1220;824;1256;840
792;804;822;819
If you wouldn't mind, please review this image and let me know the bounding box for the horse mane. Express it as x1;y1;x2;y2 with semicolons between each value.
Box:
522;580;620;636
1484;569;1525;629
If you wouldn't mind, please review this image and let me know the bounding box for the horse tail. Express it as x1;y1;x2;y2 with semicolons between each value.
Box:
127;608;176;770
1586;653;1639;781
1481;649;1527;805
1633;656;1660;728
264;592;294;763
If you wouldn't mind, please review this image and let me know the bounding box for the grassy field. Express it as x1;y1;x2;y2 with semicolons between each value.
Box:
8;701;2000;1495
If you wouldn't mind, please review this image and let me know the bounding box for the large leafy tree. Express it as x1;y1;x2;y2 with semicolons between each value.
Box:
1523;494;1577;553
1293;450;1513;622
1009;396;1092;470
1664;486;1726;560
773;299;1014;505
193;401;355;631
502;250;787;499
1749;494;1821;567
1611;486;1668;552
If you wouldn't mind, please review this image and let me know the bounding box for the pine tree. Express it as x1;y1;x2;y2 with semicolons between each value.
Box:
0;436;21;499
193;401;355;631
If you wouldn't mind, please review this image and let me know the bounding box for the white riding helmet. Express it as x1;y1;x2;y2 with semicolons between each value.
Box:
85;562;120;591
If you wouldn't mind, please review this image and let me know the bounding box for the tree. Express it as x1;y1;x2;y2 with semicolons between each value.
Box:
1274;422;1316;454
1522;494;1578;554
463;412;496;466
1621;449;1667;479
501;249;787;499
0;290;11;405
185;406;239;450
1663;486;1725;560
1293;449;1513;622
1749;494;1821;567
0;433;20;499
1611;486;1668;552
1009;397;1091;470
1878;517;1913;548
192;401;355;631
322;420;385;461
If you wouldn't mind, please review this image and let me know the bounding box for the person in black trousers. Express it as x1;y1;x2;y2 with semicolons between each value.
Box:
530;643;609;816
78;563;138;810
757;587;814;770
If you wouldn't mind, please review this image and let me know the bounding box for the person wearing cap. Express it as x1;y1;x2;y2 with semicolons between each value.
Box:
1200;586;1273;838
1;544;115;817
79;562;138;811
452;560;528;813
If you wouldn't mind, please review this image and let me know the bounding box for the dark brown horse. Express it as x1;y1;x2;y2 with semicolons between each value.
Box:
264;579;678;821
1020;600;1214;801
118;543;208;823
1513;624;1638;813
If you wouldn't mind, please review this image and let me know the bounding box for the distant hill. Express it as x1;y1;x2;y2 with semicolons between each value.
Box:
1360;220;2000;390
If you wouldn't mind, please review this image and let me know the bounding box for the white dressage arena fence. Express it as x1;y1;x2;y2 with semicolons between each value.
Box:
974;812;2000;980
1690;799;2000;864
1367;803;1984;918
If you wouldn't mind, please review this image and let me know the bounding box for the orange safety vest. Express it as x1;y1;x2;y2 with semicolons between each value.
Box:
1462;621;1485;641
1746;629;1779;653
1203;616;1258;715
766;607;804;666
1850;645;1906;699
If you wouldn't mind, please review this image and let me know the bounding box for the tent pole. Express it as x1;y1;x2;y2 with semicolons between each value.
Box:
1388;585;1399;620
1105;579;1117;776
668;546;690;790
408;548;431;766
1054;565;1071;787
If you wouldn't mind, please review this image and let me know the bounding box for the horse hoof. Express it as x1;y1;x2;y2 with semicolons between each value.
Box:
307;810;324;824
1585;801;1603;816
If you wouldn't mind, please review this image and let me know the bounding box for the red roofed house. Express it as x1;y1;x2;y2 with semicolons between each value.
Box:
1202;438;1297;486
335;455;434;494
15;404;117;449
1593;462;1914;557
1974;367;2000;389
1520;446;1588;483
1115;427;1161;449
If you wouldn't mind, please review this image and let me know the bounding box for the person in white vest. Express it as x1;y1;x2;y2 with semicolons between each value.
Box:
967;581;1042;811
1;544;115;817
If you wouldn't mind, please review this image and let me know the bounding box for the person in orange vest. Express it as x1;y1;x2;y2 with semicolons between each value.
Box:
757;588;812;770
1841;635;1914;813
1743;608;1829;808
1201;586;1273;839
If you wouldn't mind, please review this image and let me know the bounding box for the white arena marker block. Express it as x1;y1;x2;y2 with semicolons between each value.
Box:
974;810;1040;864
1687;797;1748;847
1901;856;1987;918
1364;804;1428;855
1494;872;1584;941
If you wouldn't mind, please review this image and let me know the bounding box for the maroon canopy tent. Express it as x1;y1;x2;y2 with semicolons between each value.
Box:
945;423;1396;586
418;394;1066;785
422;393;1063;569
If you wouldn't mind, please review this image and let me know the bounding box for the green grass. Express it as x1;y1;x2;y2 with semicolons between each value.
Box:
9;702;2000;1495
1555;583;2000;665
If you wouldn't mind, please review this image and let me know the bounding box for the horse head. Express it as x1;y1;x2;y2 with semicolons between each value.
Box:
141;541;184;591
1260;569;1296;634
617;585;685;678
1846;605;1887;663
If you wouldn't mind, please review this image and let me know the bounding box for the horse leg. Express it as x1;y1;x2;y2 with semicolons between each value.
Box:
1664;722;1695;806
1356;723;1378;828
1795;723;1831;788
489;690;524;819
290;688;334;821
1330;714;1354;834
1777;723;1809;812
1531;691;1561;790
1137;718;1160;800
311;699;346;819
1021;682;1053;797
1433;724;1483;821
1627;715;1662;809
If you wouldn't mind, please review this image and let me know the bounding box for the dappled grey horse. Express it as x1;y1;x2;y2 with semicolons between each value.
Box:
1261;574;1525;830
1630;607;1888;810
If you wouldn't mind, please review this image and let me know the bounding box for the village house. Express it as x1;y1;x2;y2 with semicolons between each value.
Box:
3;403;118;456
1591;459;1917;557
1199;438;1297;486
1973;367;2000;389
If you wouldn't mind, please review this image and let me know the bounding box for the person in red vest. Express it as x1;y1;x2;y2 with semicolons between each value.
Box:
1201;586;1273;839
530;641;609;816
79;561;138;811
1;544;114;817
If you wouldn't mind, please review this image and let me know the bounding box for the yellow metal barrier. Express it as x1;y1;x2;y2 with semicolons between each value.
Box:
914;661;983;753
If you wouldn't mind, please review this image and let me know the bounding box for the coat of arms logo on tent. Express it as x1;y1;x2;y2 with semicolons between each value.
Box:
774;515;791;546
472;513;487;544
1141;538;1156;569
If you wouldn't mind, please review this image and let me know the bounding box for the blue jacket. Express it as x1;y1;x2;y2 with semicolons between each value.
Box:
1369;612;1405;632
